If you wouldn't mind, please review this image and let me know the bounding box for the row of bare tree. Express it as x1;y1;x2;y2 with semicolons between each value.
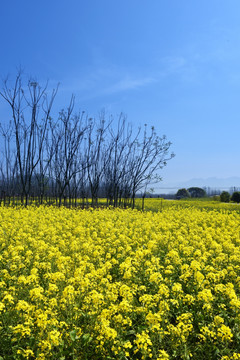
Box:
0;72;174;208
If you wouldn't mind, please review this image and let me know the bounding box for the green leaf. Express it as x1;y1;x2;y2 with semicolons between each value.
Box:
70;329;77;341
82;333;92;343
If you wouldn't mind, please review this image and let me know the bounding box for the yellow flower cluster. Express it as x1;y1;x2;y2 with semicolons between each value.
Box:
0;201;240;359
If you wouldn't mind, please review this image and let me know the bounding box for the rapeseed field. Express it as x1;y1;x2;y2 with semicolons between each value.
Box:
0;202;240;359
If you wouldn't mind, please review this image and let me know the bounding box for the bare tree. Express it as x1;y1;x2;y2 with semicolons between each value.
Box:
103;114;135;207
0;71;58;205
33;120;55;204
0;121;18;204
86;112;112;206
128;125;174;209
49;97;87;206
0;72;174;208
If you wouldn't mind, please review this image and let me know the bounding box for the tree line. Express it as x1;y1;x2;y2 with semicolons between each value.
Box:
220;191;240;203
176;187;240;203
175;187;207;199
0;72;174;208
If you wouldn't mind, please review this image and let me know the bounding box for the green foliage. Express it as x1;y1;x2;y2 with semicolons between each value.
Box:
231;191;240;203
187;187;206;198
176;188;190;199
220;191;230;203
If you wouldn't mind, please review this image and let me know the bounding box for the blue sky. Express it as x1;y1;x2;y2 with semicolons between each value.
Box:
1;0;240;190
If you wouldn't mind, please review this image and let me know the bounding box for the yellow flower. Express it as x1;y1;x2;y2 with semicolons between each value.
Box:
48;329;61;346
157;349;170;360
29;287;44;301
217;324;233;342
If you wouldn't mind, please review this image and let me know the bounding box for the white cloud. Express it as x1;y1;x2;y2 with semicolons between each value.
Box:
103;75;157;94
53;54;190;101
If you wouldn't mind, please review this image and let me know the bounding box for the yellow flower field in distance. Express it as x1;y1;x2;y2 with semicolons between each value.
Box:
0;202;240;359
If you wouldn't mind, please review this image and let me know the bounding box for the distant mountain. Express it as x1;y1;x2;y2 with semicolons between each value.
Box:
156;177;240;194
177;177;240;188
